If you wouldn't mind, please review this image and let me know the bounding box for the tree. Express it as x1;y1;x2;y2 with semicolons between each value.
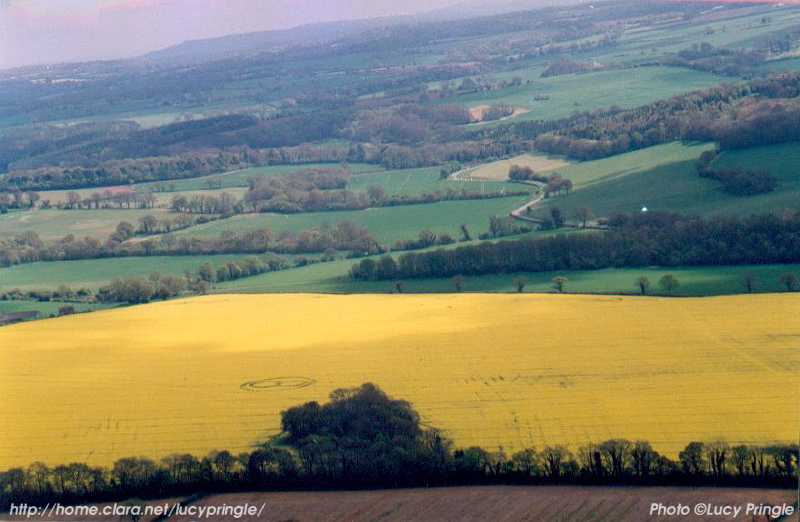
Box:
198;263;216;283
658;274;680;295
452;275;464;292
510;449;538;477
417;230;437;248
366;185;386;205
631;441;657;478
66;192;81;209
460;224;472;241
575;207;593;228
779;273;798;291
552;276;568;293
679;442;705;476
550;207;564;228
513;277;527;293
26;192;40;208
376;256;398;280
112;221;135;243
705;441;729;480
636;276;651;296
743;273;756;294
58;305;76;316
138;215;159;235
394;281;404;294
541;446;571;479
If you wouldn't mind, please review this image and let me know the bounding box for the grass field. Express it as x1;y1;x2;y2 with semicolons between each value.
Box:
175;486;798;522
0;293;797;468
530;141;800;220
215;260;800;297
169;195;531;245
443;67;725;122
0;300;111;317
350;166;518;194
0;255;261;291
0;208;177;241
456;154;570;181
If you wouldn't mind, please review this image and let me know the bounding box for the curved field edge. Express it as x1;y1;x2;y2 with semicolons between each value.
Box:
0;293;797;468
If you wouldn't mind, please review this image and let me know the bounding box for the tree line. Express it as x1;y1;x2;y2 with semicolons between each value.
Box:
481;72;800;162
1;384;795;512
350;211;800;280
0;220;381;268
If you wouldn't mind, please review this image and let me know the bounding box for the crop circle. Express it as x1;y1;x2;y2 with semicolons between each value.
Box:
240;376;316;392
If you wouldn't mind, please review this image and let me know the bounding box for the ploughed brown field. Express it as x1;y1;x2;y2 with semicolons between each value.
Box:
6;486;791;522
160;486;796;522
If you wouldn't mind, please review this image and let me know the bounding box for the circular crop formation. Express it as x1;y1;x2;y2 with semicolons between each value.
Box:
240;376;316;392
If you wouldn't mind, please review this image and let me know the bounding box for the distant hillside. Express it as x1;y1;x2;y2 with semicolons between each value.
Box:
142;16;416;66
142;0;593;65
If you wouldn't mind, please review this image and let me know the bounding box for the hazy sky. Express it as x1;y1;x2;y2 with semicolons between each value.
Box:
0;0;464;69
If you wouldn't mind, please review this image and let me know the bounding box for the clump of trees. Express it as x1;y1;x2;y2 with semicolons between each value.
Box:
481;104;515;122
696;150;778;196
0;189;41;211
97;274;190;304
702;168;778;196
508;165;549;183
392;230;456;252
481;216;532;240
2;384;796;512
541;59;603;78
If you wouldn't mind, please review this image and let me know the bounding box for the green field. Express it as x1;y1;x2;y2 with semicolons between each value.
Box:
530;141;800;220
0;300;112;318
170;195;531;245
0;255;262;291
0;208;177;241
349;167;518;195
214;256;800;297
443;67;726;122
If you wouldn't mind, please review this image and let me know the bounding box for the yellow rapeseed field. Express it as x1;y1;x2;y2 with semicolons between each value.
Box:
0;293;798;468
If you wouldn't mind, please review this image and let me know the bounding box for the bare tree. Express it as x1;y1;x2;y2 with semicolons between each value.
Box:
779;273;798;292
513;277;528;293
575;207;593;228
635;276;651;295
552;276;568;293
743;273;756;294
658;274;680;295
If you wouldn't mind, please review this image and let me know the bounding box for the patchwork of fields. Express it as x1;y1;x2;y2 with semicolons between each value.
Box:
1;293;797;468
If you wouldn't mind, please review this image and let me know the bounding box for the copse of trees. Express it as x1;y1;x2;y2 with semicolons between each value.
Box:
351;211;800;281
392;229;456;252
700;168;778;196
2;384;796;512
696;151;778;196
0;189;41;211
508;165;549;183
